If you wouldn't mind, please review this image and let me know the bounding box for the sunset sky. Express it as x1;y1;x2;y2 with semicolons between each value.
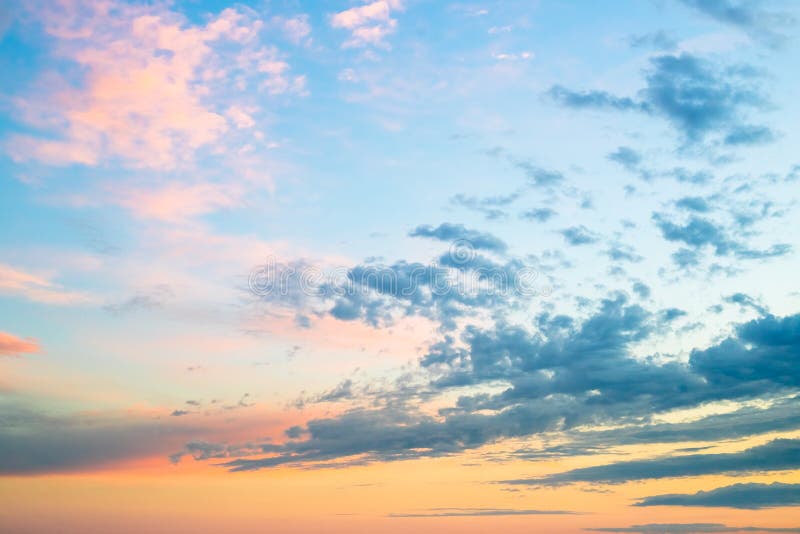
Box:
1;1;800;533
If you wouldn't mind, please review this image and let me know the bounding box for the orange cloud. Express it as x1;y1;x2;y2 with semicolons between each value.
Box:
0;331;40;356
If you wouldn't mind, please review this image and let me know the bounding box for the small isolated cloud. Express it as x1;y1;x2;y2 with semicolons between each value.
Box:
0;332;40;356
635;482;800;509
330;0;404;49
560;225;600;246
0;262;90;305
409;223;507;253
389;508;577;517
520;208;557;223
450;192;522;220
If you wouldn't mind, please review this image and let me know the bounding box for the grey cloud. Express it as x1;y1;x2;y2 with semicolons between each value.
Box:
549;53;774;148
506;438;800;486
635;482;800;509
409;223;507;253
451;192;522;220
588;524;800;533
193;298;800;472
520;208;557;223
679;0;796;48
0;401;204;474
652;212;791;263
548;85;647;112
561;225;600;245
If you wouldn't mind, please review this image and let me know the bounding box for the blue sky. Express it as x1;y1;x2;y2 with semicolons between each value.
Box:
1;1;799;533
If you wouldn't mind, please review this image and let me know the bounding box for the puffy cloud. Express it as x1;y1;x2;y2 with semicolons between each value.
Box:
6;1;301;169
330;0;404;48
185;297;800;472
272;14;312;45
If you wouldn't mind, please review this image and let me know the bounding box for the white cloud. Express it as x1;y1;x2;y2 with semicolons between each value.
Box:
330;0;404;48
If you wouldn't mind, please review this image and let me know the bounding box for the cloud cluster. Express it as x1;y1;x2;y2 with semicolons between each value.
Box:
6;1;303;169
181;295;800;473
549;53;773;149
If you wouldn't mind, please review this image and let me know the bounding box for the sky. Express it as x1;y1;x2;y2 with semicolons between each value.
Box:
1;0;800;532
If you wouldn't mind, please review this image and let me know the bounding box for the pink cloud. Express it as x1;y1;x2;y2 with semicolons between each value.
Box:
7;1;302;169
0;331;40;356
116;182;245;223
0;262;91;305
330;0;403;48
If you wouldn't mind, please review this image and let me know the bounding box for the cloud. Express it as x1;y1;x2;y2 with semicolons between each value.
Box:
0;332;40;356
676;196;711;212
628;31;678;50
635;482;800;509
549;53;774;148
547;86;646;112
520;208;557;223
588;524;800;533
678;0;796;48
724;292;768;315
0;403;202;474
330;0;404;48
724;124;775;145
409;223;507;253
116;182;244;222
7;1;300;169
272;14;312;45
187;297;800;472
508;438;800;485
0;262;91;305
450;192;522;220
511;160;565;187
608;147;642;172
652;212;791;263
560;225;600;245
389;508;578;517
